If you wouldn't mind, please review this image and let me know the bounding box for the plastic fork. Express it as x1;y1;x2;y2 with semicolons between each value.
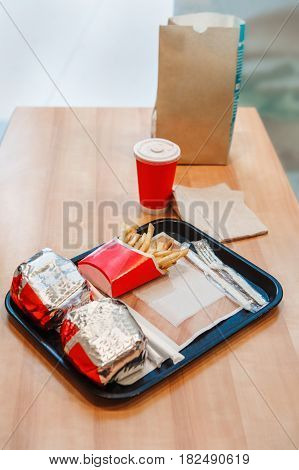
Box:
192;239;267;308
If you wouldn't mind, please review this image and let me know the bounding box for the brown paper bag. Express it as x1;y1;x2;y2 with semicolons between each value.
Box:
153;13;245;165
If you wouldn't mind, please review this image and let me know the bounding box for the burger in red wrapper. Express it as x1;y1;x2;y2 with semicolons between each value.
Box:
10;248;92;330
60;298;147;385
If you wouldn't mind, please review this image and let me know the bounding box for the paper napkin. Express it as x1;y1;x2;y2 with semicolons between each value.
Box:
173;183;268;242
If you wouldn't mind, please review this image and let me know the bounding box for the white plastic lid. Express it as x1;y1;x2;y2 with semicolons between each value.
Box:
134;138;181;164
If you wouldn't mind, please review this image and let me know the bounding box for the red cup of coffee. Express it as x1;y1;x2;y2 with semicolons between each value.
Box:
134;138;181;214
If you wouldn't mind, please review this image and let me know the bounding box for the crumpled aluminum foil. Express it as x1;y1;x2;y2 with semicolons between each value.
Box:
10;247;92;329
61;298;147;385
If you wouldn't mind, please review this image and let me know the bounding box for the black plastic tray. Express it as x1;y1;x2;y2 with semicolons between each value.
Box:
5;219;283;403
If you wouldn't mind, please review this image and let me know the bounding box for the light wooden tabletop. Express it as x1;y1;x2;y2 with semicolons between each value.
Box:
0;107;298;450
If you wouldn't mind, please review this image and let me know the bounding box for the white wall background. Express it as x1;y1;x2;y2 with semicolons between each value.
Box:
0;0;173;131
1;0;297;197
174;0;294;18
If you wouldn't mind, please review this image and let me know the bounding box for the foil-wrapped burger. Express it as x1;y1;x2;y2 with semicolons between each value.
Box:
10;248;92;329
60;298;147;385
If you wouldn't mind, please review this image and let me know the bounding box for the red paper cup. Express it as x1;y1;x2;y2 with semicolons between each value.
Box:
134;138;181;213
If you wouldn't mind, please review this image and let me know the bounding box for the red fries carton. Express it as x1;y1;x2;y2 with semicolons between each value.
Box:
78;238;164;297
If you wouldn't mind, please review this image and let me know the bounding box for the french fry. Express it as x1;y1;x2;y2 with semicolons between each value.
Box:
158;251;181;266
153;249;173;258
140;223;154;252
148;223;155;238
156;239;165;251
128;233;141;246
163;239;173;251
159;260;178;270
134;233;146;250
120;224;187;271
119;223;136;242
158;261;170;271
125;230;136;243
140;239;150;252
119;224;129;242
158;248;189;269
125;225;139;242
148;240;157;254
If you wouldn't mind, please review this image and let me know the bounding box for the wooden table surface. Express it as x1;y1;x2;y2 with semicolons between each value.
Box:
0;107;299;450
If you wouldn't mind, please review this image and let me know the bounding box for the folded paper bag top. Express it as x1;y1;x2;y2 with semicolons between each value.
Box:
78;238;164;298
153;12;245;164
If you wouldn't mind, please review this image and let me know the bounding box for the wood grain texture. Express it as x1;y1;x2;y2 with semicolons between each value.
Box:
0;107;298;450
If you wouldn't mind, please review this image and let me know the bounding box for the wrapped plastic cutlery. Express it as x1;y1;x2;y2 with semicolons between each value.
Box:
183;241;267;312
